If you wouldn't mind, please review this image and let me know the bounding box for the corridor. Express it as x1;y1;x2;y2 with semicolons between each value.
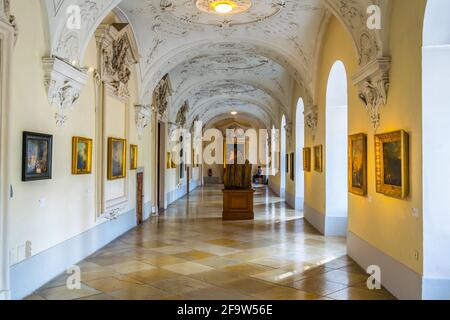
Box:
28;186;394;301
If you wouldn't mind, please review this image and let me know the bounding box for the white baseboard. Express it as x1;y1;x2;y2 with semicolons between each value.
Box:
0;290;11;300
304;203;347;236
348;231;450;300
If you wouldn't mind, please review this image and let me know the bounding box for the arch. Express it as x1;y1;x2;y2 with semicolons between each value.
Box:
280;115;287;199
325;61;348;229
422;0;450;289
295;98;305;210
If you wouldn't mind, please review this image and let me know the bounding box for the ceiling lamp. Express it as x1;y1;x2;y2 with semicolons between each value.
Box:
211;1;236;14
231;111;238;115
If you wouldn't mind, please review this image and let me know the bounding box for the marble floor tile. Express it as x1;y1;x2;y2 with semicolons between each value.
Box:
30;185;396;300
39;284;100;300
162;261;214;275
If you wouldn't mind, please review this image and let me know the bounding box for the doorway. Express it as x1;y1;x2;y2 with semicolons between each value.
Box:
156;122;166;211
136;171;143;224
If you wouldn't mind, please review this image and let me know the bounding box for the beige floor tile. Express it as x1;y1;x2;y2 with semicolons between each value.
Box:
205;239;242;246
39;284;101;300
127;268;182;283
221;263;274;276
315;269;368;286
151;246;193;255
151;276;212;294
186;287;254;300
291;278;348;296
249;257;296;268
252;286;320;300
108;285;168;300
162;261;214;275
32;185;372;301
109;260;156;274
326;287;395;300
190;270;244;286
221;278;277;295
175;250;217;261
83;276;142;293
141;255;188;266
76;293;117;300
195;256;241;268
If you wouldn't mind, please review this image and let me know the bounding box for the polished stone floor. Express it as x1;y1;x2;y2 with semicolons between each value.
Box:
28;185;395;300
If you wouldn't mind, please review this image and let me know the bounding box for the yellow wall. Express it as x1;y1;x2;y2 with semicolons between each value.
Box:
303;0;426;274
8;1;153;262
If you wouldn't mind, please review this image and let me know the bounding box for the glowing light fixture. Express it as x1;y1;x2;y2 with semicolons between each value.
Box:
231;111;238;115
211;1;236;14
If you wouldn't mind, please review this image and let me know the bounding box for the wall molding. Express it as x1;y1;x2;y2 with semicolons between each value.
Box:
42;57;89;127
304;203;347;236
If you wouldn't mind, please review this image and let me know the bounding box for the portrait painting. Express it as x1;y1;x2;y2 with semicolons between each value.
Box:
72;137;92;175
314;145;323;172
108;137;126;180
130;144;138;170
22;132;53;181
171;151;177;169
375;130;409;199
303;147;311;172
348;133;367;196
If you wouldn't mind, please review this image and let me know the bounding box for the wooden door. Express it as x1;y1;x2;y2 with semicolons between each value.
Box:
137;172;144;224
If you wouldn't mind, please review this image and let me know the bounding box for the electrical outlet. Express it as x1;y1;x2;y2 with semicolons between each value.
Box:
25;241;32;258
367;195;373;203
411;208;419;218
38;198;46;208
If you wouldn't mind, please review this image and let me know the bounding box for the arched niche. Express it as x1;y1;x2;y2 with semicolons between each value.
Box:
325;60;348;235
295;98;305;210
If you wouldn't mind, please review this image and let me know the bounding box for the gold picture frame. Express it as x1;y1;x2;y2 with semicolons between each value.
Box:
130;144;138;170
375;130;409;199
72;137;92;175
348;133;367;196
313;145;323;172
303;147;311;172
166;152;172;169
107;137;127;180
171;151;177;169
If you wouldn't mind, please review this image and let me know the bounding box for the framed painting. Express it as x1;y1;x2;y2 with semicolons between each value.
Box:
348;133;367;196
130;144;138;170
171;151;177;169
107;137;127;180
375;130;409;199
22;132;53;181
72;137;92;175
166;152;172;169
313;145;323;172
286;154;289;173
303;147;311;172
290;153;295;181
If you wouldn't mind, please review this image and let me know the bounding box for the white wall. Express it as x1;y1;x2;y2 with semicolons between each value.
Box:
295;99;305;208
422;0;450;280
325;61;348;218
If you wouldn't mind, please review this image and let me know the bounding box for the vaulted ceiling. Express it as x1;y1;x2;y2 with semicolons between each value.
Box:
44;0;390;130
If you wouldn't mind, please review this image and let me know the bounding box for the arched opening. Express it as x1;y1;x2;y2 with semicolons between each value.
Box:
295;99;305;210
280;115;287;198
422;0;450;298
325;61;348;235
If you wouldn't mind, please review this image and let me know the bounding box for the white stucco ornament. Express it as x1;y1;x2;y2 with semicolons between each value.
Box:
42;57;88;127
